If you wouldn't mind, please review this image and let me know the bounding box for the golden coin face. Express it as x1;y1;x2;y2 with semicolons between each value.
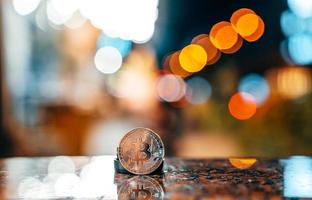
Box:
118;128;165;175
118;176;164;200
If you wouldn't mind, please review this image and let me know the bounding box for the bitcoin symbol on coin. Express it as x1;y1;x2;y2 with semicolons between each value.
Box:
118;127;165;175
133;138;151;166
132;184;151;200
118;176;164;200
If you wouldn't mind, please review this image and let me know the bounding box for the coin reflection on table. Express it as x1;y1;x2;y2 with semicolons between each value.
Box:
118;176;164;200
118;128;165;175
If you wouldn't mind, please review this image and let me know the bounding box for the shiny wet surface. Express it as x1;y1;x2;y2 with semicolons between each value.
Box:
0;156;311;199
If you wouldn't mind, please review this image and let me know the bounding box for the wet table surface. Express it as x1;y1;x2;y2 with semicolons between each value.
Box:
0;156;311;199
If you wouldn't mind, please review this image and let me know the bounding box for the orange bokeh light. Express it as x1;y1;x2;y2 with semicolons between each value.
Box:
228;92;257;120
169;51;192;77
179;44;207;73
221;36;243;54
231;8;265;42
170;96;189;108
162;53;172;70
193;35;221;65
191;34;209;44
276;67;312;99
244;16;264;42
229;158;257;169
210;21;240;52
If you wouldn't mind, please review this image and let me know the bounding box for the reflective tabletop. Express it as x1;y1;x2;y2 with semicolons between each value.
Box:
0;156;311;199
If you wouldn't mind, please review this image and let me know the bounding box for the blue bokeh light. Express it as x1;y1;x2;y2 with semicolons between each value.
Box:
238;73;269;106
288;0;312;19
284;156;312;198
97;34;132;58
280;10;305;37
288;33;312;65
185;77;212;105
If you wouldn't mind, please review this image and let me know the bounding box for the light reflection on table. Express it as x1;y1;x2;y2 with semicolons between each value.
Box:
0;156;311;199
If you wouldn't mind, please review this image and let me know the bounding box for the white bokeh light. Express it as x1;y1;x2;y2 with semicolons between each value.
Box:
74;156;117;198
13;0;41;16
94;47;123;74
49;0;78;17
64;11;86;29
54;173;81;197
12;0;158;43
288;0;312;19
48;156;76;175
156;74;186;102
47;0;72;25
80;0;158;43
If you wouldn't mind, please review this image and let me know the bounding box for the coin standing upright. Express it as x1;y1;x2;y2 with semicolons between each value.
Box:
117;127;165;175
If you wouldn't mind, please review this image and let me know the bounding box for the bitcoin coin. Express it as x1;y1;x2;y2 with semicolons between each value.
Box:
117;128;165;175
118;176;164;200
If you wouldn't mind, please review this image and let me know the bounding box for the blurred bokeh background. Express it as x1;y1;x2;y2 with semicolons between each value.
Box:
0;0;311;157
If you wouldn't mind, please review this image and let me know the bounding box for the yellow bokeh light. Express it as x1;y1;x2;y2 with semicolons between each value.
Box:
229;158;257;169
210;21;239;51
179;44;207;73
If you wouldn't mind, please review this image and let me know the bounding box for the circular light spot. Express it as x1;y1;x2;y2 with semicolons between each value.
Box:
54;173;80;197
97;34;132;58
64;11;87;29
169;51;192;77
48;156;75;175
288;0;312;19
179;44;207;72
280;10;305;37
288;33;312;65
170;97;189;108
49;0;78;17
228;92;257;120
231;8;265;42
156;74;186;102
231;8;256;35
162;53;172;70
18;177;43;198
94;47;123;74
243;16;265;42
229;158;257;169
277;67;312;99
231;8;256;22
191;34;209;44
13;0;41;15
193;36;221;64
239;73;270;106
236;14;260;37
210;21;239;50
186;77;212;105
220;36;243;54
47;0;72;25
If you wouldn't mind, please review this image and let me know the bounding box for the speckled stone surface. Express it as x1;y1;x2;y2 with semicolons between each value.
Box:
114;158;283;199
0;156;310;199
